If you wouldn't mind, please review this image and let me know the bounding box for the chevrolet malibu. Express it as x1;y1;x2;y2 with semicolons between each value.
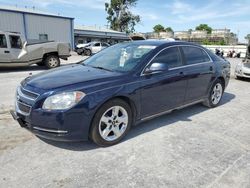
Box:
11;41;230;146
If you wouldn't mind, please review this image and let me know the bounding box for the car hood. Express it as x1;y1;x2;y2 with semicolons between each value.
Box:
23;64;123;91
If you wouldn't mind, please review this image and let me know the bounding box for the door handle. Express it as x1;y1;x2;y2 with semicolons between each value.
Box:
4;50;10;53
209;66;213;72
179;71;185;75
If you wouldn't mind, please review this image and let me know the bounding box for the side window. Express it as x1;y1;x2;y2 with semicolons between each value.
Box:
39;34;48;41
151;47;182;69
94;43;100;47
182;46;210;65
9;35;22;49
0;34;7;48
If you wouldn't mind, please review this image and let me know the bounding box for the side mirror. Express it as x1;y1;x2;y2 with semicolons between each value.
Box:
144;62;168;74
22;41;27;49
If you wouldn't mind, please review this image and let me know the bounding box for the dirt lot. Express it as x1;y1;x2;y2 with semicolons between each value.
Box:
0;57;249;188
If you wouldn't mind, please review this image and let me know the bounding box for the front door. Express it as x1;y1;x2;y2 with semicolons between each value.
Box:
140;46;188;118
8;35;28;63
0;34;11;63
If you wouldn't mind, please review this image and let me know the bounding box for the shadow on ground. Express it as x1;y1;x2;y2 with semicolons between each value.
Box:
39;92;236;151
0;65;47;73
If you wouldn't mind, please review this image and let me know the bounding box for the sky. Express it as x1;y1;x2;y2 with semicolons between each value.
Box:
0;0;249;42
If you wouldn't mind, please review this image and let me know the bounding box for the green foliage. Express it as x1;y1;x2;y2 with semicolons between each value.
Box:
188;29;192;34
153;24;165;33
195;24;212;34
245;34;250;44
201;39;226;45
105;0;140;33
165;27;173;33
153;25;173;33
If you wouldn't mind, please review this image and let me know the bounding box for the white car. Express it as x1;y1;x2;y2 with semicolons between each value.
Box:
76;42;110;56
235;59;250;79
235;45;250;79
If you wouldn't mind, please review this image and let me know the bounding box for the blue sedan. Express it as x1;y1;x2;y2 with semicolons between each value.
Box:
11;40;230;146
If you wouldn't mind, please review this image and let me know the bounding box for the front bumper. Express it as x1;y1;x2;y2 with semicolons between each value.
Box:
235;65;250;78
10;109;90;142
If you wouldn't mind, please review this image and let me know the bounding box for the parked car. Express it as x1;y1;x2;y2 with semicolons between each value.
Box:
75;42;110;56
10;40;230;146
235;45;250;79
0;31;71;69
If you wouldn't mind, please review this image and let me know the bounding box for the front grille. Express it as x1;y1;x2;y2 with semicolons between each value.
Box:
244;73;250;76
16;86;39;116
18;86;39;100
243;63;250;68
17;101;31;115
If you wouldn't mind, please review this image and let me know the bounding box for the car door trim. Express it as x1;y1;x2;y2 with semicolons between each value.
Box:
141;99;204;121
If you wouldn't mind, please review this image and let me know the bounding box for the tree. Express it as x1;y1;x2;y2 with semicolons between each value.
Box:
165;27;173;33
245;34;250;44
195;24;212;34
188;29;192;34
153;24;165;33
105;0;140;33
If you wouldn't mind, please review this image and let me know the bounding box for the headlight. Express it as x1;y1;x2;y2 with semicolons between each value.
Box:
42;91;85;110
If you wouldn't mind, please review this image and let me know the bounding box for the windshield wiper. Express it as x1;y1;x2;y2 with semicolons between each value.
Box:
92;66;113;72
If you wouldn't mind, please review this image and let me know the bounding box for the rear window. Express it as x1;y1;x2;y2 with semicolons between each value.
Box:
182;46;210;65
0;34;7;48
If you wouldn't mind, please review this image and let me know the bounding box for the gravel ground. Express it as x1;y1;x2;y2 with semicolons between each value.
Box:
0;57;249;188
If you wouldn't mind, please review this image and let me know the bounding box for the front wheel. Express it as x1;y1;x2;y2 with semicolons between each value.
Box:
203;79;224;108
85;49;91;56
90;99;132;146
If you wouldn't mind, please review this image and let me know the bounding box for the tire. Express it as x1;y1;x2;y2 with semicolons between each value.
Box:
203;79;224;108
44;55;60;69
76;48;83;55
90;99;132;146
85;49;92;56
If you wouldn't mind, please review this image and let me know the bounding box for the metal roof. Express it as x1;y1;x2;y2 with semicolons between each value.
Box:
74;25;126;34
0;5;74;19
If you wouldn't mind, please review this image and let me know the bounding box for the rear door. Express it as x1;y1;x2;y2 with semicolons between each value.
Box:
180;46;214;103
0;34;11;63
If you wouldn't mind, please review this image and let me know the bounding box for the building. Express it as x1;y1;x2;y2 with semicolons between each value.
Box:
174;31;190;40
144;31;174;39
0;5;74;48
74;25;130;45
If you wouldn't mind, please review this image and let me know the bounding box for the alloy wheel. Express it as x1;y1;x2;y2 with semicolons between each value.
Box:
98;106;128;142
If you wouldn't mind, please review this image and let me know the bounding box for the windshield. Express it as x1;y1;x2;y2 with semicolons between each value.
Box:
83;42;157;72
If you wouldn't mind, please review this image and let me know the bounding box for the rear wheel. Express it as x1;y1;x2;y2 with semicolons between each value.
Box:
44;55;60;69
203;79;224;108
90;99;132;146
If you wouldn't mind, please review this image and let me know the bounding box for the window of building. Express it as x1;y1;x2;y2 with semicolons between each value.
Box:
151;47;182;69
0;34;7;48
9;35;22;49
39;34;48;41
182;46;210;64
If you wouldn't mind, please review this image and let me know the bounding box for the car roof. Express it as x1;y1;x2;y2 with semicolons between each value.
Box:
127;40;202;48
